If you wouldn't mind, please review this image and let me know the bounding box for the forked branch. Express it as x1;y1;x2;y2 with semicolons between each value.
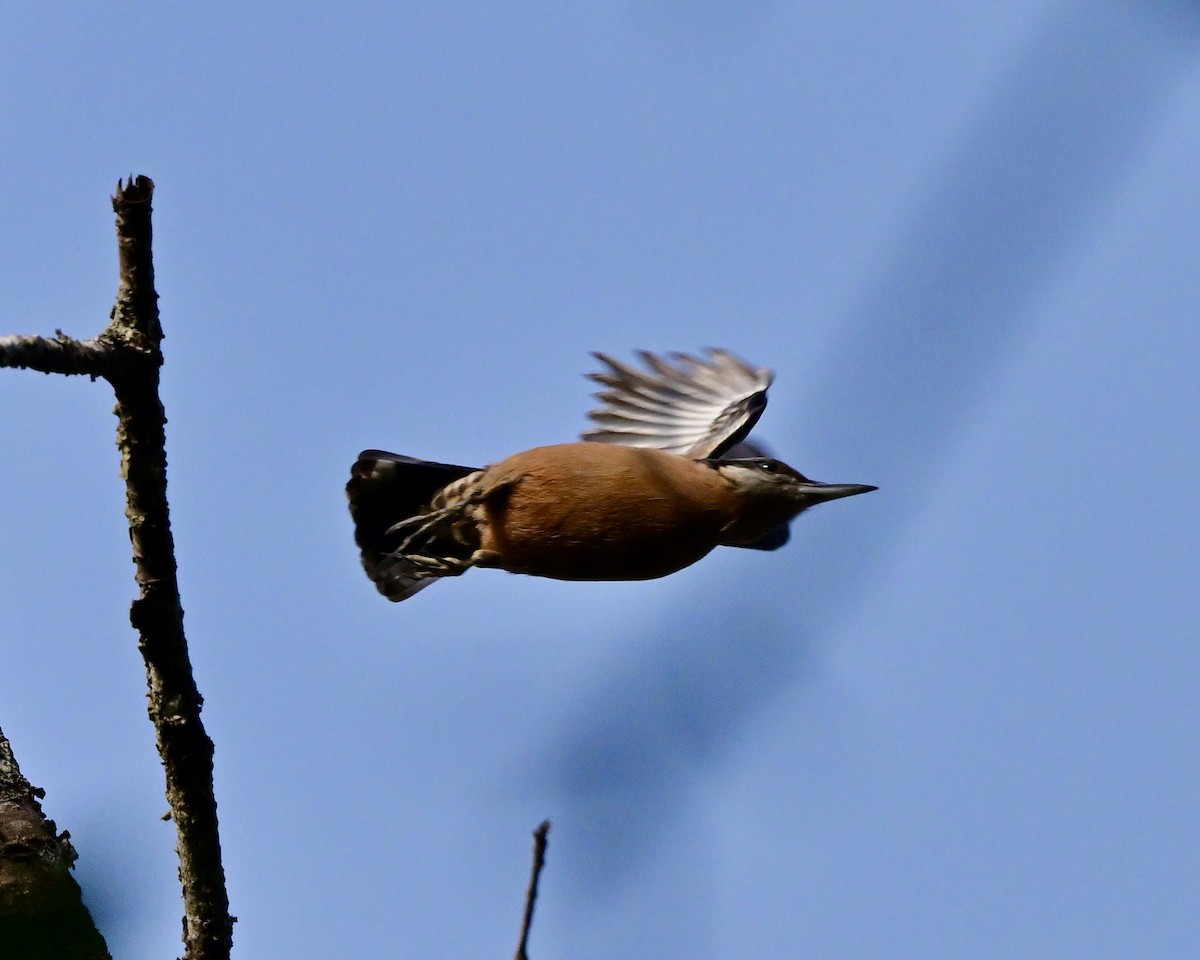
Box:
0;177;233;960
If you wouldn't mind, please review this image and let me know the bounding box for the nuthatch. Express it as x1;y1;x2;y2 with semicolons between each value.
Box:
347;349;875;601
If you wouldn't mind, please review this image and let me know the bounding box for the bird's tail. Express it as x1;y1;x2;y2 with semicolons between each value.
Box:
346;450;479;601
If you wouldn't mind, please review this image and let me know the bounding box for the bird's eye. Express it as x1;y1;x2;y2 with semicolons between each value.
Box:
758;461;776;472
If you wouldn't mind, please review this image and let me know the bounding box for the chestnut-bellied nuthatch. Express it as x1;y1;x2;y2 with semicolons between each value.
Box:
347;349;875;601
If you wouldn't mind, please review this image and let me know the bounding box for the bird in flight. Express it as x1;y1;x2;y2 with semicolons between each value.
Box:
347;349;875;601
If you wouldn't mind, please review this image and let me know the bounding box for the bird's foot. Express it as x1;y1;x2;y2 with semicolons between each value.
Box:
394;552;473;577
386;504;463;554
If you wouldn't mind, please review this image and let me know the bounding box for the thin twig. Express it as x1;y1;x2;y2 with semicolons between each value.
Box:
515;820;551;960
0;331;129;378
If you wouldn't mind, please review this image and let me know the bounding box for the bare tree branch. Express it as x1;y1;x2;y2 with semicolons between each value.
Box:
514;820;551;960
0;177;233;960
0;332;123;378
0;726;111;960
105;176;234;960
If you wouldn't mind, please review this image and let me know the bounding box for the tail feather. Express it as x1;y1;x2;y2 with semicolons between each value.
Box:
346;451;479;601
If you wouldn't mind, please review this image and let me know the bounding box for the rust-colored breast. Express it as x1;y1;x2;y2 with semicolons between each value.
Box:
476;443;737;581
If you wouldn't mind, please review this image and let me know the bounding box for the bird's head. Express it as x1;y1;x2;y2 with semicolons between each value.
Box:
711;457;876;544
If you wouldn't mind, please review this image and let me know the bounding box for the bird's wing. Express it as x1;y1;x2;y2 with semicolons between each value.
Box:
582;349;773;458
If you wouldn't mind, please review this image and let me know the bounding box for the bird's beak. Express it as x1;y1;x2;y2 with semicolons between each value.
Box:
804;482;877;503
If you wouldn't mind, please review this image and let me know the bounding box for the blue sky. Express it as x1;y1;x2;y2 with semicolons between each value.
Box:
2;2;1198;957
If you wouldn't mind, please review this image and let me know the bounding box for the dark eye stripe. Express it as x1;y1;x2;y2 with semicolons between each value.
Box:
758;460;813;483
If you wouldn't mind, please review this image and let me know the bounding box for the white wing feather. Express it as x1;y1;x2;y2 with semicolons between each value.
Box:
581;349;773;458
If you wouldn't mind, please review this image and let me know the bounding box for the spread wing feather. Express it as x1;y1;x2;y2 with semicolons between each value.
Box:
582;349;773;458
